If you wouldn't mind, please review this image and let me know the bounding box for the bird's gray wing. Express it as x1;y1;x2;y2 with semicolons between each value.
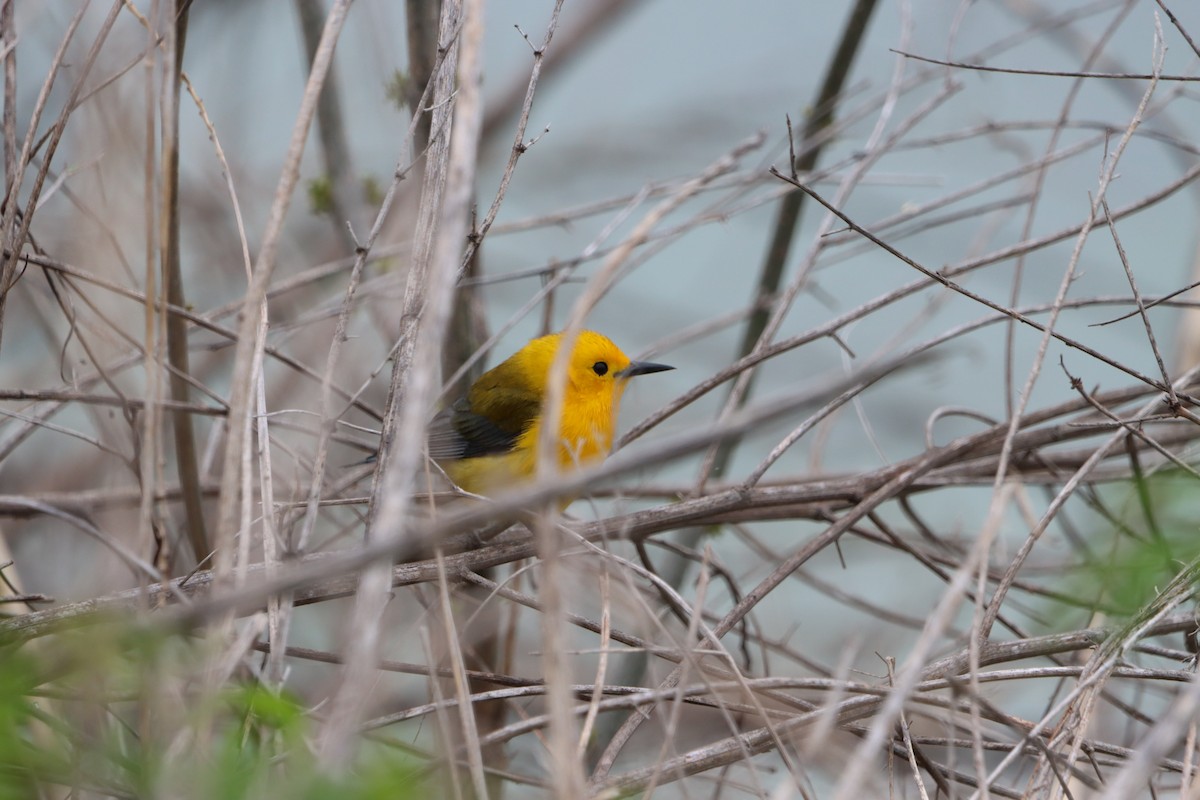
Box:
427;395;534;460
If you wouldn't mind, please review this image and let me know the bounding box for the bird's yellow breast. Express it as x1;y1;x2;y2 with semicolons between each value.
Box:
443;383;621;495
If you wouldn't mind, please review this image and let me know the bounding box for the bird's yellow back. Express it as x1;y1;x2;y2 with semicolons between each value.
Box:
429;331;669;495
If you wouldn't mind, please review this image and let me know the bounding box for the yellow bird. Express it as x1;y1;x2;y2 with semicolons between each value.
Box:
427;331;673;495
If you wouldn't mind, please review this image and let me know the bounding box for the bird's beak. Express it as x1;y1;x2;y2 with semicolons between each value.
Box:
616;361;674;378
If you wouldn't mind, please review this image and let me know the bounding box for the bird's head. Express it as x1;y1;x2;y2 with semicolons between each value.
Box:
520;330;673;399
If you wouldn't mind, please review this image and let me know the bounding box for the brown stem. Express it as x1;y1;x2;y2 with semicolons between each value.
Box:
404;0;441;153
1;0;15;186
162;1;209;566
294;0;361;249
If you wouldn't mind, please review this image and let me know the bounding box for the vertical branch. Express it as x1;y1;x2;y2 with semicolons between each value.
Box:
692;0;886;495
0;0;33;614
1;0;15;187
211;0;351;576
367;0;474;540
428;5;568;765
442;252;489;396
732;0;879;421
294;0;361;250
438;0;488;395
441;0;569;397
435;552;489;798
460;0;564;264
479;0;635;141
316;0;483;771
404;0;441;153
136;1;163;574
283;0;457;699
161;0;208;566
0;1;27;619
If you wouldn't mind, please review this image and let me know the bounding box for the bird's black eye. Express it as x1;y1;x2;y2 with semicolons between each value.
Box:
592;361;609;376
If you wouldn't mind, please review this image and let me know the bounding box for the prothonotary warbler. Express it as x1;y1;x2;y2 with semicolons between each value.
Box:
426;330;672;495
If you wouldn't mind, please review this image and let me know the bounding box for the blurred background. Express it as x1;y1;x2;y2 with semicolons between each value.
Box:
4;0;1200;797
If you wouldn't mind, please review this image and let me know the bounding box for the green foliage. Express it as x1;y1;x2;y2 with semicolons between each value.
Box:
1072;468;1200;619
308;176;335;215
362;175;384;207
309;175;386;218
299;752;426;800
186;684;426;800
0;646;49;800
1087;533;1178;618
0;626;429;799
384;70;409;110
